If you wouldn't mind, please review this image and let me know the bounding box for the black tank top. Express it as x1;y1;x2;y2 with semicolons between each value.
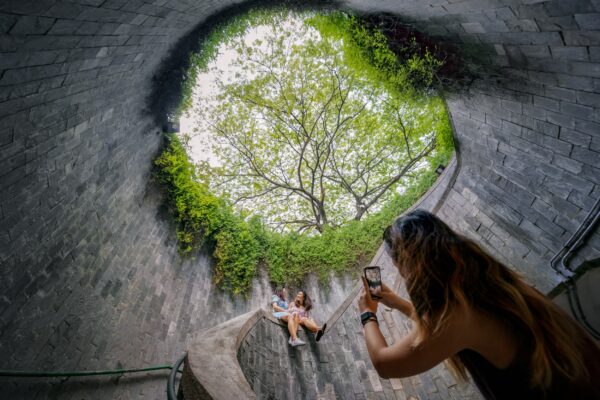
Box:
458;337;600;400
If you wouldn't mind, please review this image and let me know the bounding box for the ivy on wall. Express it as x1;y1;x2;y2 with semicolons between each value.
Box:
155;9;456;294
154;135;450;294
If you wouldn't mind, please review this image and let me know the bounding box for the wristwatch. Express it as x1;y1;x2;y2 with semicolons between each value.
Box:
360;311;378;326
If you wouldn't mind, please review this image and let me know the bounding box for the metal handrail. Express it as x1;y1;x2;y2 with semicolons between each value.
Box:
0;364;179;378
550;196;600;278
548;195;600;339
167;352;187;400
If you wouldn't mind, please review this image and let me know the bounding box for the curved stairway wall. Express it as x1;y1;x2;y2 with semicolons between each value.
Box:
1;0;599;399
181;155;477;399
180;154;465;399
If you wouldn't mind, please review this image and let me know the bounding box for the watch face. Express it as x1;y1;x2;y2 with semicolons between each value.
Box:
361;311;375;323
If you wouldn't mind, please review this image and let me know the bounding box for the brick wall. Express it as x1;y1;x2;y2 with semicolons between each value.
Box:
342;0;600;292
0;2;269;399
1;0;599;398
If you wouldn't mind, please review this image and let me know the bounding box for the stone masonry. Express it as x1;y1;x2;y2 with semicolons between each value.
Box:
237;248;483;400
343;0;600;292
1;0;599;399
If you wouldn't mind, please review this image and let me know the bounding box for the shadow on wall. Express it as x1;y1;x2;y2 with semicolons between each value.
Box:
552;258;600;341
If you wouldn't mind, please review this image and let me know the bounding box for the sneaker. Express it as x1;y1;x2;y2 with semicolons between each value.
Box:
294;338;306;346
315;323;327;342
288;337;294;346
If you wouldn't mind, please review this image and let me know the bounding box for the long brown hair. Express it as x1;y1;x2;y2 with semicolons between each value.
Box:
297;290;313;312
383;209;589;389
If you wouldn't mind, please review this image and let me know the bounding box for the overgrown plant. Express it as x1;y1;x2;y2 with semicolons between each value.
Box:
306;12;446;95
155;9;456;294
154;135;261;294
154;133;452;293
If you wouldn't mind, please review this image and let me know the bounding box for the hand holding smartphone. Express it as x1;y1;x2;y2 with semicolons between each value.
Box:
364;266;382;300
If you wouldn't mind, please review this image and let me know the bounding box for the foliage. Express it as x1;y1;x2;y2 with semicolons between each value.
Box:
177;7;292;115
194;13;447;233
154;133;452;293
307;12;446;95
179;9;449;116
263;168;440;287
154;135;260;294
155;9;456;294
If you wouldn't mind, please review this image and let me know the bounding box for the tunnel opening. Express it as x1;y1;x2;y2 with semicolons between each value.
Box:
150;6;473;296
1;0;599;399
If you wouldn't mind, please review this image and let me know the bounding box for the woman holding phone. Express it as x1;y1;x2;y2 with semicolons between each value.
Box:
358;210;600;399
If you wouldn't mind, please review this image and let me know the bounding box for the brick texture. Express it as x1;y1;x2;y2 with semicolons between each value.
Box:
1;0;600;399
238;249;482;400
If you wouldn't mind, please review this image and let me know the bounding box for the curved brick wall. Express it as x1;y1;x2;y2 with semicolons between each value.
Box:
1;0;599;399
236;312;479;400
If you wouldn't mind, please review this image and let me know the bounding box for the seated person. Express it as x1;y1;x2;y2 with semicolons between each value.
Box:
271;288;289;320
286;290;327;347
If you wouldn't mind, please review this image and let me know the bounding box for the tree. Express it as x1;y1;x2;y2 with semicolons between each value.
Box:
191;16;444;233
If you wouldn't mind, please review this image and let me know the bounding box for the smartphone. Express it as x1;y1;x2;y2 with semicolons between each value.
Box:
364;266;382;300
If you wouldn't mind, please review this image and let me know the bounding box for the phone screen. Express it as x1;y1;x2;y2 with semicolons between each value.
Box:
364;266;382;299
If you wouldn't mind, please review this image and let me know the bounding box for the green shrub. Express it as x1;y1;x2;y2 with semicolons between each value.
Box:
154;135;452;294
306;12;445;96
154;136;261;294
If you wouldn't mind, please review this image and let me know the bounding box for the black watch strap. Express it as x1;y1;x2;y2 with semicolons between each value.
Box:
360;311;378;326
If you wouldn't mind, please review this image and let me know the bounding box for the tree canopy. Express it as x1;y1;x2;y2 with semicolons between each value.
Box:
188;14;449;233
154;9;456;294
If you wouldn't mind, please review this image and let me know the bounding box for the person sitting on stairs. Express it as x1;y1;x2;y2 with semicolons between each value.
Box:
285;290;327;347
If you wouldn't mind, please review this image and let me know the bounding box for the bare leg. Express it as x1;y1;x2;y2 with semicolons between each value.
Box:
300;317;321;333
287;315;298;340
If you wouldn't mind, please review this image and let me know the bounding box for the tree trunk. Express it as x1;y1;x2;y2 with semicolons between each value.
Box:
354;206;366;221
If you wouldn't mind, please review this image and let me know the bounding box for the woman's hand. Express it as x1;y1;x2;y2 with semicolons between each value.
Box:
359;277;379;314
378;283;400;309
376;283;416;319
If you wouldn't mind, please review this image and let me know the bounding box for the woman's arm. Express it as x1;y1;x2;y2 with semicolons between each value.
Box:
359;278;466;379
379;283;415;319
363;321;464;378
271;296;287;312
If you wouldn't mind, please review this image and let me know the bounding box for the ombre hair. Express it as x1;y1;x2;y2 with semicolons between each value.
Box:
383;209;589;389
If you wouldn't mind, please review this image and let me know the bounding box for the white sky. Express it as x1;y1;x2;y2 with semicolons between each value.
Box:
179;17;315;166
178;15;433;220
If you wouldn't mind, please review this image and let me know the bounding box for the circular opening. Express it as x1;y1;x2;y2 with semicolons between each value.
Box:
154;7;465;294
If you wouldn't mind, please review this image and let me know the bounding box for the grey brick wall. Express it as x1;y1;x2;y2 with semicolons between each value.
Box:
342;0;600;292
0;2;282;399
238;309;482;400
439;82;600;292
0;0;599;399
